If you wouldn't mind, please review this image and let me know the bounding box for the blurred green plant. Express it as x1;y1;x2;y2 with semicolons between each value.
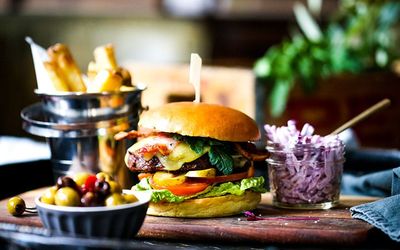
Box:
254;0;400;117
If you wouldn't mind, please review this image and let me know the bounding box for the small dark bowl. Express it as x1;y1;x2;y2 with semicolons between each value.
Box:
35;191;151;239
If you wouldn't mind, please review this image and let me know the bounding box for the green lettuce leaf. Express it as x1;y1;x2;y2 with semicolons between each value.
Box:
151;190;186;203
134;177;152;191
198;176;266;198
132;176;266;203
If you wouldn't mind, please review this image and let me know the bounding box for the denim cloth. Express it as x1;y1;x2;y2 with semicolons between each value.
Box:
341;170;392;197
347;167;400;242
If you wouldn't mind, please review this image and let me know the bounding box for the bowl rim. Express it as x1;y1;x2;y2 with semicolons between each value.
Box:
35;190;151;212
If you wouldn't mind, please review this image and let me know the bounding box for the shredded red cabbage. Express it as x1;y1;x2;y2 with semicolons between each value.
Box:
265;120;345;205
243;211;319;221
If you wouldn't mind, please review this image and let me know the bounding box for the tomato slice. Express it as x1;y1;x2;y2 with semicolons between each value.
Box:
195;171;248;184
149;178;209;196
138;173;153;181
145;166;255;196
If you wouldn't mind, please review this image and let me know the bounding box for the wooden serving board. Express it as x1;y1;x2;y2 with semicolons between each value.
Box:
0;188;379;246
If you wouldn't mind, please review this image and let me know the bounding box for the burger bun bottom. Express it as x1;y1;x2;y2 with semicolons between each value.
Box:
147;191;261;218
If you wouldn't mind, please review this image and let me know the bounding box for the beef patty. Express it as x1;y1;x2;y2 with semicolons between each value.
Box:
127;153;212;173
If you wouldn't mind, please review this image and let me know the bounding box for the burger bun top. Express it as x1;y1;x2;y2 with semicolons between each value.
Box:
138;102;260;142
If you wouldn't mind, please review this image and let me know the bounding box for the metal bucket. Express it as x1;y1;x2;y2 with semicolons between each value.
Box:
21;86;145;188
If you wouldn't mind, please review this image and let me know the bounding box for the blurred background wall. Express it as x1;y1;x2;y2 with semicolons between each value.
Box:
0;0;399;148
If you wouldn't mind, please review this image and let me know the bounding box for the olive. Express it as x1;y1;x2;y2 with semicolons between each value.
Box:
7;196;26;216
55;187;80;206
108;180;122;194
73;172;91;187
96;172;113;182
123;194;138;204
81;192;103;207
56;176;80;193
105;193;126;207
41;186;58;205
94;180;111;197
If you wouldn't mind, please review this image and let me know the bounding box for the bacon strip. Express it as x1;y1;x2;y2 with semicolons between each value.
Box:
127;135;179;161
114;129;158;141
234;143;269;161
136;142;173;157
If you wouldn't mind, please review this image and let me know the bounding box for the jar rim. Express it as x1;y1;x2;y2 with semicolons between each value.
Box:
266;158;345;165
265;140;345;153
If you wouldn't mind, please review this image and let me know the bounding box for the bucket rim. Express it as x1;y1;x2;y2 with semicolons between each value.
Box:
34;83;146;98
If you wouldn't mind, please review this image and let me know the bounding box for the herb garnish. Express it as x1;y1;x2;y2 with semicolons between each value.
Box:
173;134;234;175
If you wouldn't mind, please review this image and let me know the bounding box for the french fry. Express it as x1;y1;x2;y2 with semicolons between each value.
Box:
43;42;130;93
94;44;117;70
47;43;86;92
115;67;132;86
87;61;99;82
87;69;123;92
87;44;120;85
58;54;87;92
43;61;70;91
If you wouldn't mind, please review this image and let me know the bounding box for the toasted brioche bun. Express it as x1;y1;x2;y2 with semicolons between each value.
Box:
147;191;261;218
138;102;260;142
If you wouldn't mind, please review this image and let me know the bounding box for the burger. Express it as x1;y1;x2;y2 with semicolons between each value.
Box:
115;102;268;217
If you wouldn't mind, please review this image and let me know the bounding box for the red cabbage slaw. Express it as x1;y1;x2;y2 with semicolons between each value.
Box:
265;120;345;205
243;211;319;221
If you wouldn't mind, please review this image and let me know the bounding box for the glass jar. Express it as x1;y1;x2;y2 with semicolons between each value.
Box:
266;140;345;209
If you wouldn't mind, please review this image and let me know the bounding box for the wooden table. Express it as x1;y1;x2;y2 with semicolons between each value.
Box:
0;188;387;248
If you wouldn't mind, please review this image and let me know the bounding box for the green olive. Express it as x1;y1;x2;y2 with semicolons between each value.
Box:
105;193;126;207
123;194;138;204
7;196;26;216
73;172;91;186
108;180;122;193
55;187;80;206
96;172;113;182
41;186;58;205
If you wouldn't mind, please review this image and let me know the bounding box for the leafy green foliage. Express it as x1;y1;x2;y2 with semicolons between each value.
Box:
255;0;400;117
208;146;234;175
199;176;266;198
173;134;234;175
175;134;208;154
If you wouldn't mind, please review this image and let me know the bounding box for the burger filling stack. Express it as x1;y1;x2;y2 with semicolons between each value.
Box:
116;102;268;217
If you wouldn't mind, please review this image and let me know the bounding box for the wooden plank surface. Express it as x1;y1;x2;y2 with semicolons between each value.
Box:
0;188;379;246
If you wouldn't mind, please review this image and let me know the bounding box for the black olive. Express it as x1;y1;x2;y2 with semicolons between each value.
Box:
94;180;111;197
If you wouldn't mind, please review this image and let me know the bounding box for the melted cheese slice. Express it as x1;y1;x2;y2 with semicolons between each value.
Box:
158;142;209;171
127;136;208;171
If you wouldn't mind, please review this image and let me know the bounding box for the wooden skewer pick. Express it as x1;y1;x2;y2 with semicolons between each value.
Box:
330;98;391;135
189;53;202;103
